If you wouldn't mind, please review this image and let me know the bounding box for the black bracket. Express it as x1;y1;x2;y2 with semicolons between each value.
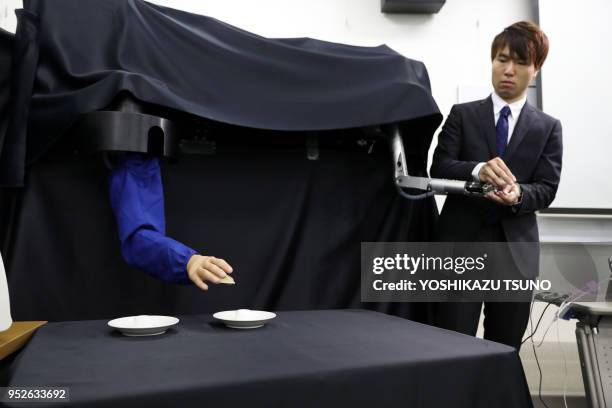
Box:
70;110;180;159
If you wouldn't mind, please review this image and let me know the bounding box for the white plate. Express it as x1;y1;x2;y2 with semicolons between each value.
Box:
108;315;179;336
213;309;276;329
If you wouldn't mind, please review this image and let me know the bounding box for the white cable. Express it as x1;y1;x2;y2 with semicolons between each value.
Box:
531;302;551;408
537;315;557;348
523;299;535;343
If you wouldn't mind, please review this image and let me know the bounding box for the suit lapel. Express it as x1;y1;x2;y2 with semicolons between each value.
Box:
477;96;497;158
504;102;534;161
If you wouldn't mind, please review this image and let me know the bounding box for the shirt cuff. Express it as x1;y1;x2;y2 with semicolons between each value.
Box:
471;162;485;182
169;244;198;284
510;186;524;214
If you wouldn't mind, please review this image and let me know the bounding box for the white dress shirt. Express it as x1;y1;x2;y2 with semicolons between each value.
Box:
471;92;527;181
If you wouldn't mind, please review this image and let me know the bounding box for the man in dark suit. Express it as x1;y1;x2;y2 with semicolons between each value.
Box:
430;21;562;350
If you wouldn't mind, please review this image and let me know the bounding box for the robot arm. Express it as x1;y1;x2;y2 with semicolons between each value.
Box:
387;125;497;199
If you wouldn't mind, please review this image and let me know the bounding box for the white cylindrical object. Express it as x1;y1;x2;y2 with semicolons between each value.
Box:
428;179;467;195
0;252;13;331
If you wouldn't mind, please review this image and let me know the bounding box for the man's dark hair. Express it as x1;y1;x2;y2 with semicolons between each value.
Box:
491;21;549;70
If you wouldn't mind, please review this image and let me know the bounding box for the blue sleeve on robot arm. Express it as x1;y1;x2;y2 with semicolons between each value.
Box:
109;153;196;284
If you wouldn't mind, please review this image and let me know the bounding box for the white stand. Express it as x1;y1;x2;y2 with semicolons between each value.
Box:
0;252;12;331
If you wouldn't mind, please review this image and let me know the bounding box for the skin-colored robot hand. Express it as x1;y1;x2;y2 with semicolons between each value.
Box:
186;255;234;291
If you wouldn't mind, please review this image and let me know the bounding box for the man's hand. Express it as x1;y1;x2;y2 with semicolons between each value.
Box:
479;157;517;188
186;255;233;291
485;183;522;206
478;157;521;206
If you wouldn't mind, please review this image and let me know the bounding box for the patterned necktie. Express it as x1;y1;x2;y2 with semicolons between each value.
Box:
496;105;511;157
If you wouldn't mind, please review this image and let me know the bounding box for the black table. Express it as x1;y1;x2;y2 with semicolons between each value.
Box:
1;310;532;407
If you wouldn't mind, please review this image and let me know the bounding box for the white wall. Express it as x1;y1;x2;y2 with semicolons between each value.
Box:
0;0;20;32
540;0;612;210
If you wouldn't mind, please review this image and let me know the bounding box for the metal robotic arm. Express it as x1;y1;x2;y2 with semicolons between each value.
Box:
388;125;497;199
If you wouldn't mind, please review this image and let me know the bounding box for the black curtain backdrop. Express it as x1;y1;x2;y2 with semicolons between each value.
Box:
1;0;441;323
0;0;441;186
6;128;437;322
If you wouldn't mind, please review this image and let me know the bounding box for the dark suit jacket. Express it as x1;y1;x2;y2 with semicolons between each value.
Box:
430;96;563;277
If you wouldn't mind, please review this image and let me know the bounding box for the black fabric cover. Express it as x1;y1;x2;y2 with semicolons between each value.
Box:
1;0;442;322
0;0;441;186
6;128;437;321
0;14;39;187
0;29;13;156
0;310;533;408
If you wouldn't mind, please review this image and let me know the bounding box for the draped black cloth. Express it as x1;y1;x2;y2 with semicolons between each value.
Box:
0;310;533;408
1;0;441;322
0;0;441;186
6;130;438;321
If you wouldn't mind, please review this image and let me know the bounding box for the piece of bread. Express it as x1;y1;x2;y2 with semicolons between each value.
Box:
219;275;235;285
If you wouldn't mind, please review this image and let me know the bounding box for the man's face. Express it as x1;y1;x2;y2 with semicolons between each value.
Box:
492;45;538;103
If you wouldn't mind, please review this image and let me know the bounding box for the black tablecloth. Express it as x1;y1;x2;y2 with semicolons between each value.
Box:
1;310;532;407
